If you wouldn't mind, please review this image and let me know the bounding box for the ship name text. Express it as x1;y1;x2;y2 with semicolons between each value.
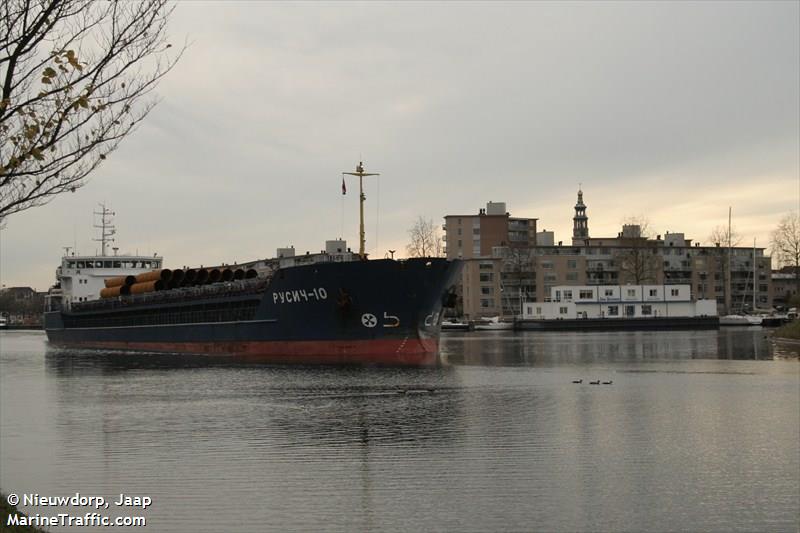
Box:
273;287;328;304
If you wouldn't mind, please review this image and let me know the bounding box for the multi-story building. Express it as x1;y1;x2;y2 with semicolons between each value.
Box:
444;191;773;319
443;202;537;318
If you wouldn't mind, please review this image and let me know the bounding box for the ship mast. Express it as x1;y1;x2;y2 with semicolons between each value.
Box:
342;161;380;259
93;203;116;257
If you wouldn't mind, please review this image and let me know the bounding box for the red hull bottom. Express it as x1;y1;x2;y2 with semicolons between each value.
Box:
51;338;440;366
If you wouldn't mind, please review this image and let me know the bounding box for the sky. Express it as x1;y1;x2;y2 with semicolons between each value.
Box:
1;1;799;290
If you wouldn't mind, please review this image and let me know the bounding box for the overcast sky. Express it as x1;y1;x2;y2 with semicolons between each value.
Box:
1;1;798;290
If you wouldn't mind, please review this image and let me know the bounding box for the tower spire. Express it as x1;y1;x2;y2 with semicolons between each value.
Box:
572;186;589;243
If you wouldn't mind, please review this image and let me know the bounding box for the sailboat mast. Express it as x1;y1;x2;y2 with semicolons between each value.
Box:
753;238;756;312
726;206;732;315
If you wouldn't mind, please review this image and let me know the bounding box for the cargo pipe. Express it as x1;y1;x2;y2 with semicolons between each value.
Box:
207;269;221;284
182;269;197;286
170;269;185;285
129;280;165;294
194;269;209;285
135;269;171;284
104;275;136;289
100;285;131;298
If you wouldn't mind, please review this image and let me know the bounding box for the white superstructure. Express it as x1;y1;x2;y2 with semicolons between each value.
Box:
45;205;163;311
53;254;164;308
522;284;717;320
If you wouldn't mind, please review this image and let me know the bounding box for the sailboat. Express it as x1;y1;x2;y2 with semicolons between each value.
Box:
720;223;762;326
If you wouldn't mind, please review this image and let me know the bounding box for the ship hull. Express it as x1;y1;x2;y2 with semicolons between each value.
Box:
45;258;462;366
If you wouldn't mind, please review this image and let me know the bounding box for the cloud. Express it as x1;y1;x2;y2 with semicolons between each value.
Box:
1;1;797;289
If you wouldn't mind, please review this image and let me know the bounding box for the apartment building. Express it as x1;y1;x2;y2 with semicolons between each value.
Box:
444;191;773;319
443;202;537;318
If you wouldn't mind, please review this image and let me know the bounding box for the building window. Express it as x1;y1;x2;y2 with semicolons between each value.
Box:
625;305;635;316
671;289;679;296
536;306;542;314
559;307;568;314
641;305;652;315
649;289;658;297
544;274;557;282
604;289;614;297
479;262;494;270
541;261;553;269
759;284;768;292
579;290;593;299
480;299;494;308
480;287;493;295
473;228;480;235
566;272;578;281
479;273;493;282
567;260;577;269
563;290;573;300
607;305;619;316
627;289;636;297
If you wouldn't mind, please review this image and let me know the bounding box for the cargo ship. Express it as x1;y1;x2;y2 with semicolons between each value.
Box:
43;166;462;366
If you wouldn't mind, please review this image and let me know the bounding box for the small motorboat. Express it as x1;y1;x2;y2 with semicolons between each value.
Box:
474;316;514;331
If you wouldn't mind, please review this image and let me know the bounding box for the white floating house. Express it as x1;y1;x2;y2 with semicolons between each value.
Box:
522;285;717;320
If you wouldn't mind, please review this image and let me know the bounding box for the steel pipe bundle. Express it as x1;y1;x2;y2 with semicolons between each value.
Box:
233;269;245;280
221;268;234;282
207;269;221;284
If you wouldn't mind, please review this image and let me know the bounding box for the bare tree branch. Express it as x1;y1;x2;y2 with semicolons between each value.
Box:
406;216;443;258
0;0;184;222
615;216;660;284
771;211;800;293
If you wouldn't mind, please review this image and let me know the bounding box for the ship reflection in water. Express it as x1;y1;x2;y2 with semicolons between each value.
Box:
1;329;798;532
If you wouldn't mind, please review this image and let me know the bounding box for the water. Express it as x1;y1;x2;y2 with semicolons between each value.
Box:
1;329;798;532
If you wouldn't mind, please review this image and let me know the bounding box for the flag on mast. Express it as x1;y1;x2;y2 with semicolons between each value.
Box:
342;177;346;195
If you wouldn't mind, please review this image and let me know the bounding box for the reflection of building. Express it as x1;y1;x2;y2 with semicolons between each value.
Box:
443;191;773;319
522;284;717;319
771;267;799;308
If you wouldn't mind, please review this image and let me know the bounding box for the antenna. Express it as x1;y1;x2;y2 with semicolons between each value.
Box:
93;202;116;257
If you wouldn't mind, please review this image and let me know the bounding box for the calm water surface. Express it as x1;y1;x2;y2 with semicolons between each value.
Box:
1;329;798;532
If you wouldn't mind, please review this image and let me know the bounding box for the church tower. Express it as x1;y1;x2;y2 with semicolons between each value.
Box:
572;188;589;243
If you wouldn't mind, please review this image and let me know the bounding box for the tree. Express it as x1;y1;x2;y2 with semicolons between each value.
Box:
615;216;660;284
406;216;443;258
771;212;800;294
0;0;182;222
708;225;742;248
